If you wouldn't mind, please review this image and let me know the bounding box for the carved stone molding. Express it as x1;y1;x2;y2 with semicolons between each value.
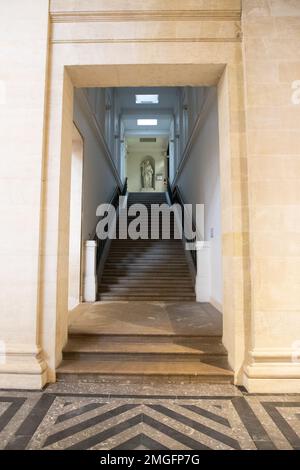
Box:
243;347;300;392
51;37;241;45
50;10;241;24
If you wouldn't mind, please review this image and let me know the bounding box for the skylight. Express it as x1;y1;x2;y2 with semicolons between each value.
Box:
137;119;158;126
135;94;159;104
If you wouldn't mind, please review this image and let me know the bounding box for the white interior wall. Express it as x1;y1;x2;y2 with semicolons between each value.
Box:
177;88;222;310
68;125;84;310
73;90;118;241
168;119;175;182
75;85;222;309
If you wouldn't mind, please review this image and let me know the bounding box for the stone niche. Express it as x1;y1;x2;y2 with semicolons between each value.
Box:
141;156;155;191
127;152;166;192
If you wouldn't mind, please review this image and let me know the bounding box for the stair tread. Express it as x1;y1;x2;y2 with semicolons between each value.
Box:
101;275;191;286
105;261;189;264
103;266;190;269
57;357;233;377
99;292;195;296
101;277;193;280
99;297;196;301
107;254;186;257
64;335;226;355
99;295;196;298
102;273;191;276
99;286;195;291
99;297;196;300
104;267;189;269
99;276;192;289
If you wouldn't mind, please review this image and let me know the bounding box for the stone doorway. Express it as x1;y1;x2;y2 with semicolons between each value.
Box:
41;62;249;388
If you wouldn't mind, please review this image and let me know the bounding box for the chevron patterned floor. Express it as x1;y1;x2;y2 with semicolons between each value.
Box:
1;382;300;450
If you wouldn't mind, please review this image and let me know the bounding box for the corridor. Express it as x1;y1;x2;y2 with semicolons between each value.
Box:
62;84;227;382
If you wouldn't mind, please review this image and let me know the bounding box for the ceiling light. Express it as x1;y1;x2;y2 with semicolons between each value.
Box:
135;94;159;104
137;119;157;126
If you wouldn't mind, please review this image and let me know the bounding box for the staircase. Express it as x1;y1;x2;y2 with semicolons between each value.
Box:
58;332;233;383
98;192;196;301
57;192;233;383
57;301;232;383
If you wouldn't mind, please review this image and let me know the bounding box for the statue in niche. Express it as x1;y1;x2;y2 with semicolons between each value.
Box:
141;159;154;189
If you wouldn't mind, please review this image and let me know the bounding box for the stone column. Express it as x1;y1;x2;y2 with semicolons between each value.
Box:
242;0;300;392
0;1;50;388
218;63;250;384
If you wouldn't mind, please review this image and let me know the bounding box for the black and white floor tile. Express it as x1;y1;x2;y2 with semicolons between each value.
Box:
1;382;300;450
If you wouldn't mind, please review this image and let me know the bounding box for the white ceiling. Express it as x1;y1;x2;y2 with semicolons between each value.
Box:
119;87;177;137
123;114;172;136
126;135;169;153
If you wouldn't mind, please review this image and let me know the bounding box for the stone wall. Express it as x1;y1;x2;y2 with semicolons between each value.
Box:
242;0;300;391
0;0;49;388
1;0;299;391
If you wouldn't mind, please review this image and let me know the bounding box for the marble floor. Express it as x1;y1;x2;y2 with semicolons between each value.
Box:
1;379;300;450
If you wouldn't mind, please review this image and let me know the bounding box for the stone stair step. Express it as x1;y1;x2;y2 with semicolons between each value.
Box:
102;272;191;278
64;334;226;356
107;251;186;256
57;357;233;382
106;258;187;263
101;278;194;284
99;295;196;301
106;252;184;256
63;353;227;363
103;271;191;277
108;253;184;256
99;286;195;293
110;248;183;251
104;261;188;264
102;270;191;275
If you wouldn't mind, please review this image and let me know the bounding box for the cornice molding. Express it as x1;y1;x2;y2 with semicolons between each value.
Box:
52;37;241;45
50;10;241;23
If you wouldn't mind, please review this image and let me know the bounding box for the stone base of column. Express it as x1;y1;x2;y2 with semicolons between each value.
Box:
0;347;48;390
244;375;300;393
243;348;300;393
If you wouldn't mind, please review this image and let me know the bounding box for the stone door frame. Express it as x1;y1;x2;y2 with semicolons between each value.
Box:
40;54;249;386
